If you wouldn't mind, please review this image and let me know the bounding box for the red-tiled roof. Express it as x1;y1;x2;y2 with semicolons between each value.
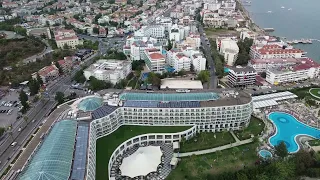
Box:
293;58;320;71
250;58;299;64
149;53;164;59
39;65;58;76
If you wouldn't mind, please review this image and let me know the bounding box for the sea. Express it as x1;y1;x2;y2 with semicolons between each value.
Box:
244;0;320;62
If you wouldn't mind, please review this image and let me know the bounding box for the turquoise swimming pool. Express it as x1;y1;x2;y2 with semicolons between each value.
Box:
268;112;320;153
258;150;272;159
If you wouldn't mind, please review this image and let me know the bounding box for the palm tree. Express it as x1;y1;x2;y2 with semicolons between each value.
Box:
221;129;227;139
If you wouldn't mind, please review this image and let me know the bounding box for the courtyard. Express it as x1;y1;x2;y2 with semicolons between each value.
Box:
96;125;192;180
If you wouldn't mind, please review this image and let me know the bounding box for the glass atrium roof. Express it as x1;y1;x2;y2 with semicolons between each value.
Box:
18;120;77;180
120;92;220;101
78;96;103;112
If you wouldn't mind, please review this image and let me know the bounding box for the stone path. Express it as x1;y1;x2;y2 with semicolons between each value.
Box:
230;131;240;142
176;138;253;157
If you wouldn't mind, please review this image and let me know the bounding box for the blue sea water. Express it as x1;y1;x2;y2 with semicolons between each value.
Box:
244;0;320;61
268;112;320;153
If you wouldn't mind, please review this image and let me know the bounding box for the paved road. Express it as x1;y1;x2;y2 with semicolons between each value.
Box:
23;40;54;64
198;25;218;89
0;99;55;172
176;138;253;157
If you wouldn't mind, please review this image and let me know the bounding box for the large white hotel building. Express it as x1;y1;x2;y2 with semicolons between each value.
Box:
16;90;253;180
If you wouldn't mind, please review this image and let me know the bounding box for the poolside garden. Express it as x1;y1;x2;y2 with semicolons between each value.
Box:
234;116;265;140
167;142;259;180
180;131;235;152
96;125;192;180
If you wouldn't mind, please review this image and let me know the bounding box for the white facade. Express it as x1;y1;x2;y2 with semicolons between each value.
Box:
145;52;166;73
126;37;162;61
169;24;185;42
85;91;253;179
250;44;305;59
266;66;320;85
220;38;239;66
84;60;132;84
192;54;207;72
249;58;299;73
54;29;81;49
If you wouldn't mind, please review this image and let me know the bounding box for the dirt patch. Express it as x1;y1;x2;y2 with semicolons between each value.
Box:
204;28;240;39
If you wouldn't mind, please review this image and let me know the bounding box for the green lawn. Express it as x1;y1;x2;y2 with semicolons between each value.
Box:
166;142;259;180
180;132;235;153
234;116;265;140
96;125;192;180
309;139;320;146
309;88;320;99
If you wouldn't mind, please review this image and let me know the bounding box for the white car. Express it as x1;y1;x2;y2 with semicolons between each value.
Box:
18;127;21;132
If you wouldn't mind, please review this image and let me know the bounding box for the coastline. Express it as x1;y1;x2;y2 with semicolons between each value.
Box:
235;0;267;35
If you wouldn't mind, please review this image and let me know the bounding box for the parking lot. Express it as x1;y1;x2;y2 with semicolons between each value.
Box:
0;91;22;128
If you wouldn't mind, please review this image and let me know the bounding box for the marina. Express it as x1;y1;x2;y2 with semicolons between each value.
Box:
286;39;316;44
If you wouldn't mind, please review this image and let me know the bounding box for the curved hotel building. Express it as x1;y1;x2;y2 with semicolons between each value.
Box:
17;90;253;180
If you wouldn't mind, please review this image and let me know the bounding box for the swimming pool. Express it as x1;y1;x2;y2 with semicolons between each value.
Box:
268;112;320;153
258;150;272;159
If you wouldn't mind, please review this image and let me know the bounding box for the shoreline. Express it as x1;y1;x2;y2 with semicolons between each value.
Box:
235;0;267;35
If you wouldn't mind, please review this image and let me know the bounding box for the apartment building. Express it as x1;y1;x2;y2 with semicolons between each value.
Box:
54;29;81;49
228;66;257;87
144;50;166;73
219;38;239;66
250;44;305;59
33;65;59;83
84;59;132;84
266;58;320;85
126;37;162;61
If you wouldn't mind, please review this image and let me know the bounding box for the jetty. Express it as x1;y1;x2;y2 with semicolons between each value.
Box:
263;28;275;32
286;39;313;44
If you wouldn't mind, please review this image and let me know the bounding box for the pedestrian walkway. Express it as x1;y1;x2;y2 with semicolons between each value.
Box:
176;138;253;157
230;131;240;142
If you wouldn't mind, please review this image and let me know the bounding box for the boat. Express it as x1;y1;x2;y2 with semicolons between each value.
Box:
286;41;292;44
292;40;299;44
267;11;272;13
306;39;312;44
301;39;308;44
288;8;292;10
281;6;285;8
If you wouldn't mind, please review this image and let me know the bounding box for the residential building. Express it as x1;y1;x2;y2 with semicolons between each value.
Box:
240;30;257;40
191;53;207;72
228;66;257;87
169;24;185;42
145;50;166;73
126;37;162;61
219;38;239;66
33;65;59;83
54;29;81;49
249;58;299;73
250;44;305;59
84;60;132;84
58;56;74;73
266;58;320;85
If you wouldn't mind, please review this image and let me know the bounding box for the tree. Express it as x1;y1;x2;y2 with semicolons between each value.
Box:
146;72;161;87
93;27;99;34
132;60;145;71
55;91;65;105
167;39;172;50
108;0;115;3
63;43;69;49
19;90;29;113
55;61;63;74
89;76;113;91
114;79;127;89
197;70;210;83
73;69;86;83
94;13;102;24
294;150;314;175
40;33;47;39
36;73;43;86
0;127;5;137
28;79;40;96
260;72;267;78
275;141;288;158
178;69;186;76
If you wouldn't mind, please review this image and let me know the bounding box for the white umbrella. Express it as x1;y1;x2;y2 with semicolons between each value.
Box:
120;146;163;178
